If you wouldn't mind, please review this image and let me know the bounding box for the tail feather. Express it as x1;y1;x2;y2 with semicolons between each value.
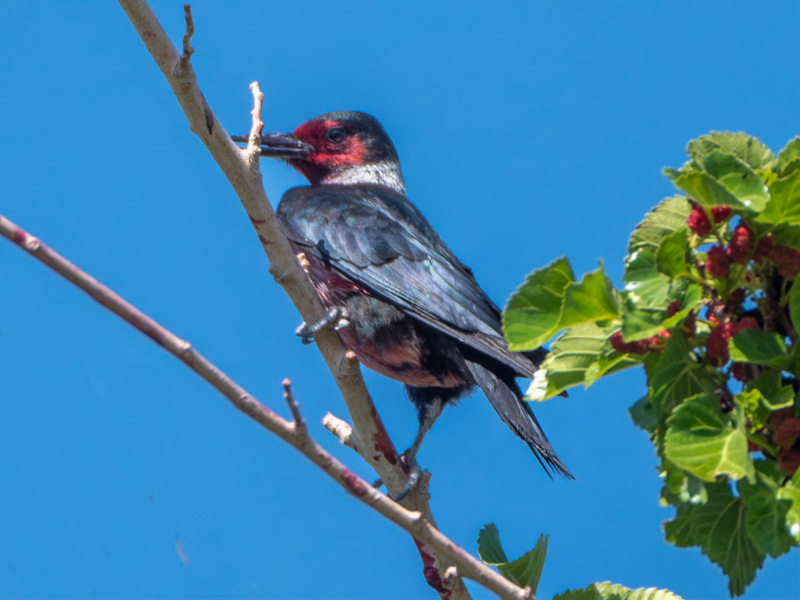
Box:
465;360;573;479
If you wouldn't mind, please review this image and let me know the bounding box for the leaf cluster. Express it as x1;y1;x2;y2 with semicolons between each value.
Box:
502;132;800;596
477;524;683;600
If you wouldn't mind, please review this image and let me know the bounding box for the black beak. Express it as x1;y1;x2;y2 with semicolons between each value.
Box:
230;132;311;159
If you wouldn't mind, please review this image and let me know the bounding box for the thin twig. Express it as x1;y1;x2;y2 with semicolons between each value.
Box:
282;379;306;436
322;412;363;453
182;4;194;58
248;82;264;160
0;213;532;600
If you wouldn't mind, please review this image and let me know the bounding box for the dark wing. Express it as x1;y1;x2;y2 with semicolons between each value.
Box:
277;184;535;376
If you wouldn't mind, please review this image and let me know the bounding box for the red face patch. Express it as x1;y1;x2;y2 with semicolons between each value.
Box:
293;119;366;167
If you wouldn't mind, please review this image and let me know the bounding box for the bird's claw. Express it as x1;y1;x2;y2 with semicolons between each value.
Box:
295;306;350;345
371;452;423;502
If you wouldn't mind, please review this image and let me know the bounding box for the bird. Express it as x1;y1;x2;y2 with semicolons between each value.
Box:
233;111;571;492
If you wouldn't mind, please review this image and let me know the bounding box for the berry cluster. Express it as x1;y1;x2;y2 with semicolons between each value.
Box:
611;200;800;476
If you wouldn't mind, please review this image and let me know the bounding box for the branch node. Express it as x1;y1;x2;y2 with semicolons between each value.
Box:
176;339;193;358
443;566;459;586
24;236;41;253
282;379;306;435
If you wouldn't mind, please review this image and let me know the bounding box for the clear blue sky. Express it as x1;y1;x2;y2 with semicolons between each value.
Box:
0;2;797;598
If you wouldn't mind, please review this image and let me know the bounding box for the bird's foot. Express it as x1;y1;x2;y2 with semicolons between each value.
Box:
295;306;350;345
371;450;423;502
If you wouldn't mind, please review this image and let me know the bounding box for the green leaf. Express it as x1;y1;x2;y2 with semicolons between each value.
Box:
665;169;762;214
629;394;658;435
621;249;694;342
627;196;691;253
728;328;789;368
527;323;636;400
757;169;800;227
777;469;800;544
738;461;794;558
777;136;800;175
504;257;575;351
664;505;696;547
648;335;717;425
553;582;684;600
664;393;754;482
790;267;800;332
686;131;774;171
623;248;671;309
700;151;769;211
477;524;547;594
661;284;703;329
656;229;688;278
674;481;764;596
558;266;620;329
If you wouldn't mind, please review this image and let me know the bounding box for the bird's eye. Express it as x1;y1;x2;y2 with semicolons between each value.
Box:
325;127;347;144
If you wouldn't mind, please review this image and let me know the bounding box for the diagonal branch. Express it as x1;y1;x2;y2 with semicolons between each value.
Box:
0;213;532;600
111;1;484;598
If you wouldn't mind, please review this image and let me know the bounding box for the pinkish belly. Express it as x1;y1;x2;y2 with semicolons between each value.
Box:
338;327;465;388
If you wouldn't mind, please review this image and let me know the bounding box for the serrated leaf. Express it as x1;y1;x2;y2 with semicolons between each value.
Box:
728;328;789;368
666;169;762;214
584;353;637;388
664;393;754;482
627;196;691;253
700;151;769;211
504;257;575;351
757;168;800;227
629;394;658;434
553;582;684;600
477;524;547;594
656;229;689;278
686;132;775;171
777;137;800;175
738;461;794;558
623;248;671;308
558;267;620;329
648;336;717;425
664;504;696;547
620;248;685;342
527;323;636;400
777;469;800;543
679;481;765;596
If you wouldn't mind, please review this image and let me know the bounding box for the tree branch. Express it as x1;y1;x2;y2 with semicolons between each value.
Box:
0;214;532;600
106;1;518;598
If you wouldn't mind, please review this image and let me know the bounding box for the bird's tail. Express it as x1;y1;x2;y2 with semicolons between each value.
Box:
465;360;573;479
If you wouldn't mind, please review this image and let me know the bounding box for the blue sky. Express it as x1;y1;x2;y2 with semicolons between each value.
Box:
0;1;797;598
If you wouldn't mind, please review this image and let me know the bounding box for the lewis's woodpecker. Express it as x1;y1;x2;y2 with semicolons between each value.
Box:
234;112;571;481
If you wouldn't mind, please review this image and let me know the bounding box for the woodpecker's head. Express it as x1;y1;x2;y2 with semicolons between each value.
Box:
234;111;405;193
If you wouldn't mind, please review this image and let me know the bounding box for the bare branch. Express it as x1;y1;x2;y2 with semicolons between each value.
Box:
111;2;505;598
0;213;532;600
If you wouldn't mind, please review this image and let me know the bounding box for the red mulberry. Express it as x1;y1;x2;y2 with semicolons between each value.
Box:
727;224;754;264
687;205;712;236
706;245;730;279
711;205;731;223
706;322;736;365
768;246;800;279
